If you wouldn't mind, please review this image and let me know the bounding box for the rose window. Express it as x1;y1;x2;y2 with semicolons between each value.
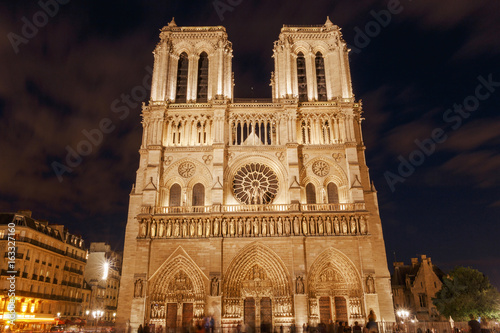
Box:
232;163;279;205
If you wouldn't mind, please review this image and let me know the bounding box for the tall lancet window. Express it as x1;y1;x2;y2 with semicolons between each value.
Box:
315;52;327;101
197;52;209;102
297;52;308;102
175;52;188;103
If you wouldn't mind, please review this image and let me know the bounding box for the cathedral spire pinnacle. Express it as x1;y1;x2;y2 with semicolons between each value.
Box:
324;16;333;28
168;17;177;27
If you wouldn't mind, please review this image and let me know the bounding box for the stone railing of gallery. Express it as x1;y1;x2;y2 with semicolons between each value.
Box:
136;213;369;239
141;202;365;215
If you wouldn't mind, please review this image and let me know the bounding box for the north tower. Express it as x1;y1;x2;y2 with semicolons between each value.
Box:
117;17;395;332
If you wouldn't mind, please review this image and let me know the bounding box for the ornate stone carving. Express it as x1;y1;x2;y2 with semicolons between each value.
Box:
202;155;213;164
232;163;279;205
312;160;330;177
178;161;196;178
275;151;285;162
332;153;343;162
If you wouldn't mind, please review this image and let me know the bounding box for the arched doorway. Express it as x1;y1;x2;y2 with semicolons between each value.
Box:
222;244;293;332
308;248;363;325
149;255;207;332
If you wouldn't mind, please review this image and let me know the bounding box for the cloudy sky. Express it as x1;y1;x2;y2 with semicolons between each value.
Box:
0;0;499;288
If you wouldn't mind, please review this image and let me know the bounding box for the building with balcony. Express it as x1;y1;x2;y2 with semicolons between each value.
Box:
0;211;88;331
83;242;122;325
117;18;395;332
391;255;445;322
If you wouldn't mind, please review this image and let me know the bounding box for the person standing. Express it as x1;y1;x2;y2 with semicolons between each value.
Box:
138;325;143;333
468;315;481;333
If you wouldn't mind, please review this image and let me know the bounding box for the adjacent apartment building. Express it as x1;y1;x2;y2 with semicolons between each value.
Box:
391;255;445;321
0;211;89;331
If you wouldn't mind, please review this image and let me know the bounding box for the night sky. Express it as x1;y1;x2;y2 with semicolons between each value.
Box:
1;1;499;289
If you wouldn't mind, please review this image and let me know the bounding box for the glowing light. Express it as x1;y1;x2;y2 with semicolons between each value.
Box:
57;312;60;317
21;303;27;313
113;313;116;317
86;310;89;315
102;262;109;280
30;304;35;313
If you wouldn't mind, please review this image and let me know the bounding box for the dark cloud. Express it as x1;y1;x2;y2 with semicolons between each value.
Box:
0;0;499;288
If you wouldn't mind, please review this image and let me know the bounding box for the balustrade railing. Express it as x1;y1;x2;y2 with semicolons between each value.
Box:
141;202;365;215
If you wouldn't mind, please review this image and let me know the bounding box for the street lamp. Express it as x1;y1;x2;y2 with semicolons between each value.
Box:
396;310;410;333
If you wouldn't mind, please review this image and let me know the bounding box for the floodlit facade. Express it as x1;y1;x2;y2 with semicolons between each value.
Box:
0;211;88;331
391;255;445;322
117;18;395;332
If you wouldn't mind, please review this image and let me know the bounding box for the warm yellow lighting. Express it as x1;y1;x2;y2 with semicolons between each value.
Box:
21;303;27;313
102;262;109;280
30;304;35;313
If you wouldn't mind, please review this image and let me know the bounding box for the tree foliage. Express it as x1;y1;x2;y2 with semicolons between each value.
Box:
433;266;500;321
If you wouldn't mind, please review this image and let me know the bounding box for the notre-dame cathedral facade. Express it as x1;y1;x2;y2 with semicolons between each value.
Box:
117;18;395;332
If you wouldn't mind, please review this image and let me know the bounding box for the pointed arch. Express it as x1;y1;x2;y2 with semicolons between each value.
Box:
149;249;207;302
197;52;209;102
306;183;316;204
169;183;181;207
223;243;291;297
175;52;188;103
308;247;363;297
296;52;308;102
315;52;327;101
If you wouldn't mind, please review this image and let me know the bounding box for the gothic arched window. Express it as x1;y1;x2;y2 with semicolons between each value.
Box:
192;183;205;206
169;184;181;207
306;183;316;204
175;52;188;103
297;52;308;102
327;182;339;204
197;52;209;102
315;52;327;101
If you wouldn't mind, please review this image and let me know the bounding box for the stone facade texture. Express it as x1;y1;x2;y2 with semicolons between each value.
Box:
117;17;396;332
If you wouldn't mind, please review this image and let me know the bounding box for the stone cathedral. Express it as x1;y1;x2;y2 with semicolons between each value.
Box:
117;18;395;332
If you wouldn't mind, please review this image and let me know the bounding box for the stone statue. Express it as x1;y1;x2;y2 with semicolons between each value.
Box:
262;218;267;235
341;217;348;234
350;216;357;234
197;219;203;236
285;217;291;235
211;277;219;296
334;216;340;234
174;220;180;237
309;217;316;234
190;220;195;236
245;218;251;235
166;220;172;237
140;219;147;237
229;218;235;236
222;218;227;235
159;220;165;237
269;218;275;235
293;216;300;235
238;218;243;235
302;217;308;235
366;275;375;293
326;216;332;234
318;217;324;234
253;218;259;235
277;217;283;235
205;218;211;237
214;218;219;236
360;216;367;234
182;219;188;237
296;276;304;294
134;279;143;297
151;221;156;237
